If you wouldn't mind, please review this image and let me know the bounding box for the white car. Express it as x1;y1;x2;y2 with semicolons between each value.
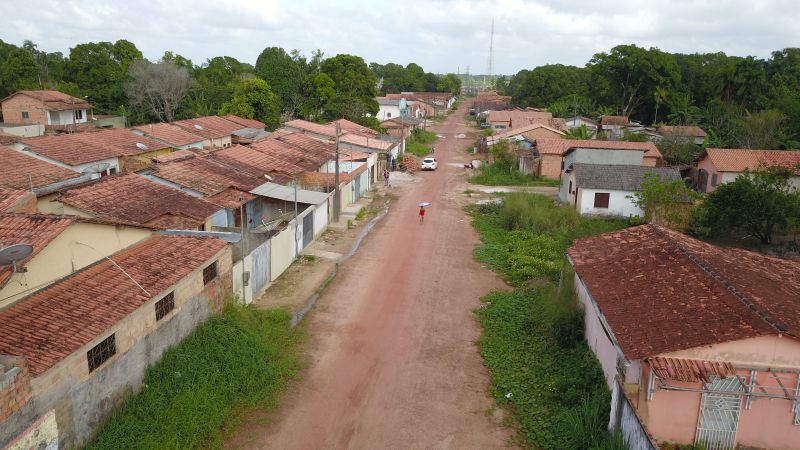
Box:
421;157;438;171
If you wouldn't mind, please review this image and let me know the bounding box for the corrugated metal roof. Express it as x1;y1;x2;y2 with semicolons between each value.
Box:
250;181;330;205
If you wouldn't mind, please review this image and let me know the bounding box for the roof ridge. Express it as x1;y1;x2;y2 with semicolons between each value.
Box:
649;224;788;334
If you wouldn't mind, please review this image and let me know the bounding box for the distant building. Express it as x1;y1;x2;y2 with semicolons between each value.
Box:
599;115;629;139
1;90;91;131
657;125;706;145
375;97;407;121
696;148;800;192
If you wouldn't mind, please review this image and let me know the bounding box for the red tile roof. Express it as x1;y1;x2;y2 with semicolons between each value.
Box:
0;214;74;287
173;116;242;140
59;173;220;228
0;234;226;375
2;90;92;111
133;123;206;147
223;115;266;129
213;144;301;180
0;187;31;212
600;115;629;126
20;128;168;166
0;145;83;190
535;138;662;159
658;125;707;138
568;224;800;359
249;137;329;171
283;119;338;138
274;132;337;159
701;148;800;174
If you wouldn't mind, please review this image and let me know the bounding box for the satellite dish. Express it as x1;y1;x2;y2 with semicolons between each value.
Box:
0;244;33;273
194;124;204;130
135;142;149;151
82;162;111;174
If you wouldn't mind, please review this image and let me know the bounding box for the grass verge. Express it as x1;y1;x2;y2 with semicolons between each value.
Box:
405;129;438;157
87;303;303;450
469;164;560;187
469;193;629;449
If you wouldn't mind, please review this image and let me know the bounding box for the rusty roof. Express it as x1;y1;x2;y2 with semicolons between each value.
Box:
133;123;206;147
535;138;663;159
0;234;226;375
213;144;300;181
222;115;266;129
701;148;800;174
568;224;800;359
600;115;629;126
0;145;83;190
59;173;220;228
2;90;92;111
20;128;168;166
172;116;242;139
658;125;707;138
648;357;736;383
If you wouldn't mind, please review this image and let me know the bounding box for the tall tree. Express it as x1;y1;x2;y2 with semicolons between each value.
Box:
0;46;39;97
320;54;378;123
220;78;280;130
254;47;303;116
125;60;194;122
66;40;142;112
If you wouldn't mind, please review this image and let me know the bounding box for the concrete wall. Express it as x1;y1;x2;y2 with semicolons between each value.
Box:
0;124;44;137
0;223;152;308
313;200;328;237
571;148;644;166
270;223;295;282
578;188;643;218
376;105;401;121
609;381;657;450
0;246;232;449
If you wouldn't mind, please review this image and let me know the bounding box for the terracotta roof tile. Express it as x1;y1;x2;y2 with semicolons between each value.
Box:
568;224;800;359
658;125;706;138
20;128;168;166
172;116;242;140
0;234;226;375
3;90;92;111
600;115;629;126
0;187;31;212
222;115;266;129
133;123;206;147
488;110;554;124
702;148;800;174
213;144;302;180
535;138;662;159
0;145;83;190
59;173;219;228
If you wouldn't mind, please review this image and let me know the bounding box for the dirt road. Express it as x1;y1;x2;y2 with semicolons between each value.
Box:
232;102;514;449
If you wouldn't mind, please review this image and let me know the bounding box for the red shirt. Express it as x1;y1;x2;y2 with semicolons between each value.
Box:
419;208;425;216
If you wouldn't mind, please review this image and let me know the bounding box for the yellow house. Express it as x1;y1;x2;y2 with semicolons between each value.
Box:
0;214;152;308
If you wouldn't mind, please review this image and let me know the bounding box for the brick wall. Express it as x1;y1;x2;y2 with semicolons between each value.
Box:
540;155;563;179
0;357;31;423
1;96;48;125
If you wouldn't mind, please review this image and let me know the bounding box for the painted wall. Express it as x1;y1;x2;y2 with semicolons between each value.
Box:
313;200;328;237
269;223;295;282
0;124;44;137
577;188;643;218
0;223;152;308
376;104;401;121
0;246;232;449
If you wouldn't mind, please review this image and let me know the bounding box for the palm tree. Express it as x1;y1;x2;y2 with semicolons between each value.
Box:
653;86;667;124
564;124;596;140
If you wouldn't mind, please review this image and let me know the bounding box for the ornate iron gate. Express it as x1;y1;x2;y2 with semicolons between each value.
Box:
696;377;744;450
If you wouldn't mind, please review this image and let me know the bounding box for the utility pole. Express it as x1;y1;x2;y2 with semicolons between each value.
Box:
293;176;299;258
333;121;341;222
485;18;495;90
70;97;76;133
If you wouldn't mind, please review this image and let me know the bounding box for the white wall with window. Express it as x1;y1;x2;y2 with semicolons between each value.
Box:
576;188;643;218
47;109;89;125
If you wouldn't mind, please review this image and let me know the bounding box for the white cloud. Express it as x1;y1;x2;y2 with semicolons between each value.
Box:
1;0;798;75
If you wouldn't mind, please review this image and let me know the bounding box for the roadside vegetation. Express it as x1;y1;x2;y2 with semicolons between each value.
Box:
87;303;303;450
405;128;438;157
469;193;629;449
469;140;559;187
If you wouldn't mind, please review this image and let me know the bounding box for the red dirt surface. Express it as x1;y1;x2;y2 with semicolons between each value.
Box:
230;102;515;449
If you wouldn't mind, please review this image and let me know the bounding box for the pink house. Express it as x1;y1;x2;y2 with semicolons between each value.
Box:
568;224;800;450
696;148;800;192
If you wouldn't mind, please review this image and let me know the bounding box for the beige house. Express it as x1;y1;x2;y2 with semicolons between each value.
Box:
0;214;152;308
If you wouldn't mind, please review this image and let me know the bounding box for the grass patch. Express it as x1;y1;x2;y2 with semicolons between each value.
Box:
87;304;303;450
469;164;560;187
469;193;629;448
405;128;438;157
355;207;366;221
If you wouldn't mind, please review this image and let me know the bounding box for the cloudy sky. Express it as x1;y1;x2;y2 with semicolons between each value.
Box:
3;0;799;75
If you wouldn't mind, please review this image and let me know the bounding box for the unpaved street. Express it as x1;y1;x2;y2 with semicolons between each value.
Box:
232;102;514;449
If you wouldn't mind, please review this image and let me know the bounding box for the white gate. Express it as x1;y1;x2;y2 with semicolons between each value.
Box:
251;241;270;295
696;377;744;450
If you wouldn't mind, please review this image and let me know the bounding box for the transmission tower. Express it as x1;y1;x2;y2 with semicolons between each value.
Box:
484;18;494;89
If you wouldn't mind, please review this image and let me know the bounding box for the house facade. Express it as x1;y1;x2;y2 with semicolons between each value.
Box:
375;97;406;121
599;115;630;139
568;225;800;450
696;148;800;192
1;91;91;130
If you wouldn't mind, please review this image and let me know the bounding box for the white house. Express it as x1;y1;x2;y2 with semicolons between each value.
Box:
562;164;681;217
375;97;407;121
565;116;599;133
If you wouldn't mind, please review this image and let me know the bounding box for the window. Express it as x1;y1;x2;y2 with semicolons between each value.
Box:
203;262;217;285
109;167;117;175
711;173;718;187
87;334;116;372
74;109;84;120
594;193;610;208
21;111;29;119
155;292;175;321
387;112;392;118
568;181;573;194
198;223;206;232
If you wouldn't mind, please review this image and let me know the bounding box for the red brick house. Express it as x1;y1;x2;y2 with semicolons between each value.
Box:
1;90;91;131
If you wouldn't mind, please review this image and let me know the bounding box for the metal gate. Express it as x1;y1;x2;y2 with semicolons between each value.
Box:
251;241;270;295
696;377;744;450
354;173;361;201
302;212;314;248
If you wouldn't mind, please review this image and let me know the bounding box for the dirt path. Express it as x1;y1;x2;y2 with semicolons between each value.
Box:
230;102;515;449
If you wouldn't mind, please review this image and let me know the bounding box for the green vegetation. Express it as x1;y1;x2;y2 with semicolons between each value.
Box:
405;128;438;157
88;304;302;450
469;140;559;187
369;62;461;95
628;174;700;230
355;207;366;221
470;194;628;448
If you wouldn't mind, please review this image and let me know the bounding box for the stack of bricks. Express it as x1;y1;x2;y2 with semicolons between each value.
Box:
0;356;31;422
402;155;418;174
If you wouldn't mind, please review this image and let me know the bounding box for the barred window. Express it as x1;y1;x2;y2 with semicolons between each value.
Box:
203;262;217;286
155;292;175;321
87;334;116;373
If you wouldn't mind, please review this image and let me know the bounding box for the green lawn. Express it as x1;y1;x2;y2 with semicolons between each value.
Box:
87;304;303;450
469;164;560;187
469;194;629;449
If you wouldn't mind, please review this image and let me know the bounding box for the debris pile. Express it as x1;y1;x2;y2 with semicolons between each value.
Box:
401;155;418;174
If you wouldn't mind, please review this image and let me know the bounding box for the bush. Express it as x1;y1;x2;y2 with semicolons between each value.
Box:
500;193;581;233
87;304;303;450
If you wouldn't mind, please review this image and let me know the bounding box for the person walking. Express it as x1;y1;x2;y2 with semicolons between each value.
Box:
418;205;425;224
383;169;390;187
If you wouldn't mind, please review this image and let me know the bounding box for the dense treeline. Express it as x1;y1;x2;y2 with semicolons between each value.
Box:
496;44;800;149
0;39;460;130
